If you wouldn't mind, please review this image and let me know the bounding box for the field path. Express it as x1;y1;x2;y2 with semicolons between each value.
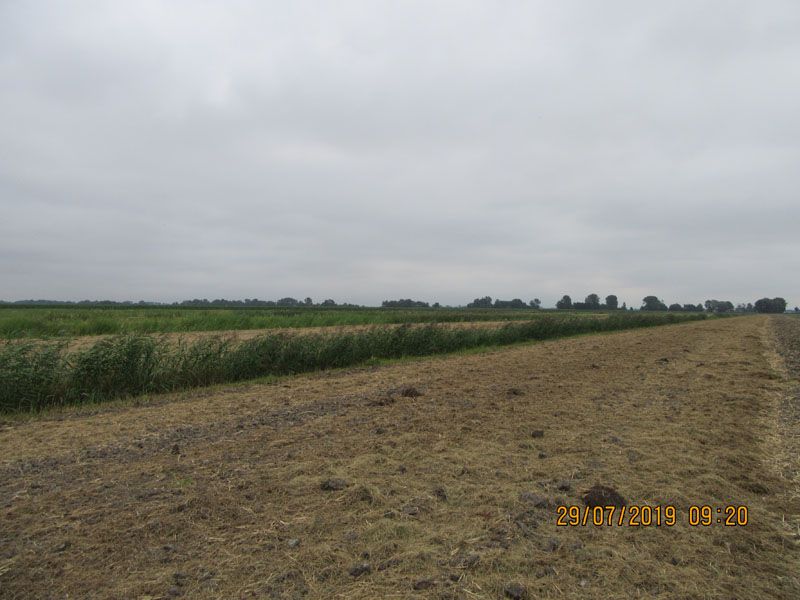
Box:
1;316;798;598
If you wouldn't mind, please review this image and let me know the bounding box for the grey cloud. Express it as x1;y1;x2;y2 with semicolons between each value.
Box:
1;1;799;307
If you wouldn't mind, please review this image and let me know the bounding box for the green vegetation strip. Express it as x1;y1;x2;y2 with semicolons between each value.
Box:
0;313;707;413
0;307;588;339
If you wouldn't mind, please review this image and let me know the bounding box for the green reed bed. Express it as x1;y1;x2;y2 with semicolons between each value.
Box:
0;307;573;339
0;312;707;412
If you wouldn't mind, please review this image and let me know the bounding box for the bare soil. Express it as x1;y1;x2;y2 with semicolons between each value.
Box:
1;316;799;599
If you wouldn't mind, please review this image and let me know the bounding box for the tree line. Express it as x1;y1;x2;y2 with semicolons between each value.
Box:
555;294;621;310
466;297;542;309
642;296;788;313
1;296;795;313
170;297;364;308
554;294;789;313
0;298;359;308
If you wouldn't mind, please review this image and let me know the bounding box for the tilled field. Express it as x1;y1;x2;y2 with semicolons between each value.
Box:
1;316;799;599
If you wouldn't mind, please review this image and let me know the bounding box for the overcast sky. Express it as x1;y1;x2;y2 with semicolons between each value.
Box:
1;1;798;307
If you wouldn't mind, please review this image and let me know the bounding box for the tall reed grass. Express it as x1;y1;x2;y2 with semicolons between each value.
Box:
0;307;567;339
0;313;707;412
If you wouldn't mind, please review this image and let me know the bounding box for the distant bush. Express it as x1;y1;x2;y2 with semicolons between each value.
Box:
704;300;734;313
641;296;668;311
754;297;787;313
467;296;493;308
277;297;301;306
556;295;572;309
0;312;707;412
493;299;527;309
381;299;430;308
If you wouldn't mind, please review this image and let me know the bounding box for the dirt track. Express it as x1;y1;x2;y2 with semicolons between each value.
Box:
1;316;799;599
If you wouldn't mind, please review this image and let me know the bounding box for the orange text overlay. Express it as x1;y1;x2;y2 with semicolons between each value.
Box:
556;505;749;527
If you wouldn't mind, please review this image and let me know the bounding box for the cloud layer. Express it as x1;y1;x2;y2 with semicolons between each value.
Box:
2;1;799;307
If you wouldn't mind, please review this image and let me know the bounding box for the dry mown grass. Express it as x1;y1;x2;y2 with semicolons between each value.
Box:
1;317;798;599
766;317;800;512
59;320;529;352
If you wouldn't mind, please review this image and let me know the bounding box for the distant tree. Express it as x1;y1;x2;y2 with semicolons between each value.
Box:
494;298;527;309
277;297;300;306
605;295;618;310
754;297;787;313
382;299;429;308
754;298;770;313
585;294;601;309
682;304;702;312
432;302;441;308
556;295;572;309
795;307;799;313
641;296;668;311
572;302;588;310
529;298;541;309
668;303;683;311
621;301;627;310
218;299;240;306
182;298;211;306
304;297;313;306
321;299;337;306
705;299;734;313
747;303;754;312
467;296;493;308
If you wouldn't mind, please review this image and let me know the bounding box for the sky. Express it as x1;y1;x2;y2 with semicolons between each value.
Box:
1;1;798;308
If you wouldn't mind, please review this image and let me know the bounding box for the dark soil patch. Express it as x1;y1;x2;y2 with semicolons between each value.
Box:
320;478;348;491
395;385;422;398
504;582;528;599
582;484;627;507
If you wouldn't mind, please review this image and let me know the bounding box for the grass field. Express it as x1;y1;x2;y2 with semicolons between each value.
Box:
0;306;593;339
1;315;797;599
0;312;705;413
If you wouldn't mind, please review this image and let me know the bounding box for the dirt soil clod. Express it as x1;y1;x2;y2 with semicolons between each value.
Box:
582;484;628;507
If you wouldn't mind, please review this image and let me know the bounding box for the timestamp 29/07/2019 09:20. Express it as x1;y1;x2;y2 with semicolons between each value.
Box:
556;504;749;527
